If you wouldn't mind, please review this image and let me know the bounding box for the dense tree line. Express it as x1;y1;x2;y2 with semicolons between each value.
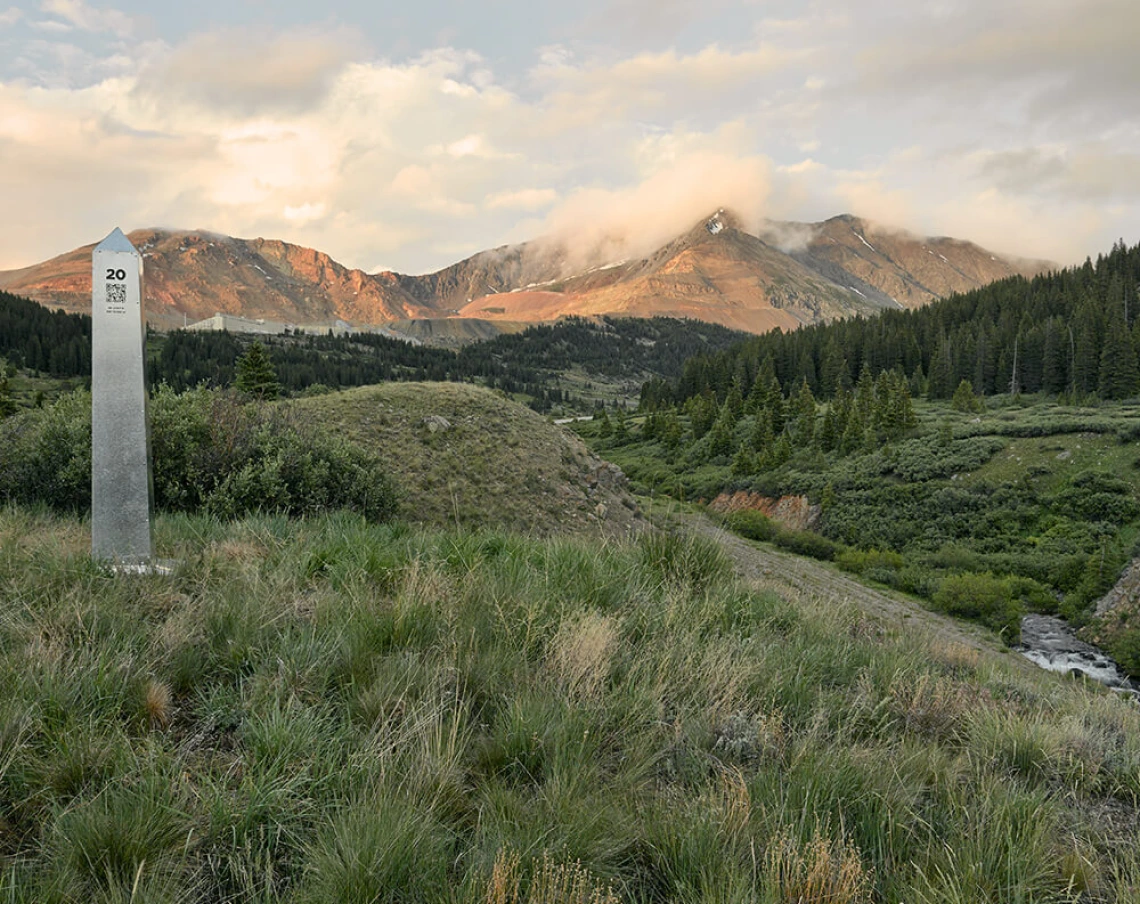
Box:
456;317;747;380
0;289;748;411
149;316;747;408
628;360;916;473
646;239;1140;408
0;291;91;377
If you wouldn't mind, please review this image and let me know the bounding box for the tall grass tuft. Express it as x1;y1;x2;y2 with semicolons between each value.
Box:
762;827;873;904
293;792;454;904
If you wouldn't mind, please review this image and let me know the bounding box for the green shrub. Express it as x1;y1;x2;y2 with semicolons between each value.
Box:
723;509;778;542
837;548;905;576
772;529;841;561
1052;471;1140;523
894;565;940;597
0;390;92;510
1106;627;1140;675
933;571;1024;641
0;386;399;521
924;543;981;573
889;435;1005;481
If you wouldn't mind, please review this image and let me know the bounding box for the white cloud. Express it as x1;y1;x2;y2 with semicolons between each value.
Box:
0;7;22;27
30;19;72;32
40;0;133;34
283;202;328;224
529;42;805;132
137;27;362;115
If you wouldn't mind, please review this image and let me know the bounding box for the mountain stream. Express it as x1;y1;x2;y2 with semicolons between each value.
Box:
1018;614;1140;697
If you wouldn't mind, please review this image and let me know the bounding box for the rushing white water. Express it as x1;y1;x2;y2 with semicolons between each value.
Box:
1018;614;1139;697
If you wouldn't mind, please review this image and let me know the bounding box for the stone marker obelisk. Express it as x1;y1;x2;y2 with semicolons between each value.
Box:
91;228;154;565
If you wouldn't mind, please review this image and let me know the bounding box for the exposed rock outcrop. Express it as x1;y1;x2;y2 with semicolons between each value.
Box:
707;491;821;531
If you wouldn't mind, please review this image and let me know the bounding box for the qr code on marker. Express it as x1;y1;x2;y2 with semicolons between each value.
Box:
106;283;126;307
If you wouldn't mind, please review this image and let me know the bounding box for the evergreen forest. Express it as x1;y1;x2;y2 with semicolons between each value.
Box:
642;239;1140;409
0;293;746;412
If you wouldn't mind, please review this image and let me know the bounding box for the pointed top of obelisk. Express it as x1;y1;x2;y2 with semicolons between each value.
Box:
94;227;138;255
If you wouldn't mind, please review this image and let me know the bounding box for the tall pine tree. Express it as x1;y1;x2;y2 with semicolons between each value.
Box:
234;341;281;399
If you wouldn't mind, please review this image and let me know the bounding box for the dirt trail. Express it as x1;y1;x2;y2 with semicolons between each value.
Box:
682;513;1026;661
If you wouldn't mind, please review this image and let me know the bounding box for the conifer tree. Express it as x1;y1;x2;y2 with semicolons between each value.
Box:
659;409;683;449
767;378;787;435
952;379;984;413
724;382;744;422
820;340;846;396
840;405;865;455
751;412;774;453
928;338;954;399
792;379;817;446
744;372;767;414
707;409;736;459
597;409;613;438
235;341;281;399
0;371;16;419
769;434;792;467
642;410;659;441
731;443;755;476
1041;321;1069;394
1098;324;1140;400
818;405;838;452
686;393;717;439
614;409;630;443
1073;325;1100;395
908;363;926;398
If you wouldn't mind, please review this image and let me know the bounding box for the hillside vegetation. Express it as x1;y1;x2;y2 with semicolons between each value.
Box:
292;382;642;536
3;508;1140;902
610;239;1140;663
587;396;1140;652
0;380;641;538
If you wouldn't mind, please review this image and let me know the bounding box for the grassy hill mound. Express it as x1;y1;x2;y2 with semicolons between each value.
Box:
295;382;643;536
2;508;1140;901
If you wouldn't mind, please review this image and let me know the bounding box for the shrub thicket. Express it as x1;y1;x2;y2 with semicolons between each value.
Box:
721;509;778;542
0;386;398;521
772;528;842;562
933;571;1024;641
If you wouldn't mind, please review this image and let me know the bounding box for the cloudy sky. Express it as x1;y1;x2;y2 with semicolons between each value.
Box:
0;0;1137;273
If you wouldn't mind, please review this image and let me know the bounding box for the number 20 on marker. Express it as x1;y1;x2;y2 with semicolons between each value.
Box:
105;268;126;280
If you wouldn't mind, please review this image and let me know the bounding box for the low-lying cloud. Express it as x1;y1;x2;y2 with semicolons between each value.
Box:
539;150;772;268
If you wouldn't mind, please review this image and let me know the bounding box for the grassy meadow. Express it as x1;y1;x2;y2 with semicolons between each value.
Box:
3;506;1140;902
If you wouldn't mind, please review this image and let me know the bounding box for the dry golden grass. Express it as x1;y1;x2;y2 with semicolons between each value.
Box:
142;679;173;729
929;639;982;676
486;849;620;904
546;612;618;703
886;671;990;741
764;827;873;904
711;764;752;837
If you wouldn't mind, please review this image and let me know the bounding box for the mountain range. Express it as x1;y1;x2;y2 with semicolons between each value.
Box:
0;211;1050;337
